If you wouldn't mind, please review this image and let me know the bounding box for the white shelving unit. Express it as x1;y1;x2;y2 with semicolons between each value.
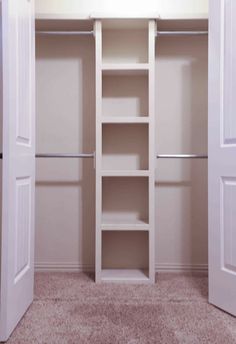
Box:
95;17;156;283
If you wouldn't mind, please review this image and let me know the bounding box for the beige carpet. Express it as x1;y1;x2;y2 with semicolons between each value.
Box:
6;272;236;344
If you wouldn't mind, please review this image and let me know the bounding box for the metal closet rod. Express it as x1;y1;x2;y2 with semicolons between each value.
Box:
0;153;208;159
36;153;94;158
156;30;208;36
36;30;208;37
36;30;94;36
0;153;94;159
157;154;208;159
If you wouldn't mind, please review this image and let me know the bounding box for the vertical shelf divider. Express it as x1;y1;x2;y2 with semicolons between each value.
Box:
148;20;156;284
95;20;102;282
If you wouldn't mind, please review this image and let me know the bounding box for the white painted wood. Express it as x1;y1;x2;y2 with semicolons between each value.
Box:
0;0;35;341
95;19;156;282
159;13;208;20
91;13;159;20
102;63;149;75
102;117;150;123
101;220;149;231
209;0;236;316
101;269;150;283
102;171;150;177
95;20;102;283
36;13;91;20
148;20;156;284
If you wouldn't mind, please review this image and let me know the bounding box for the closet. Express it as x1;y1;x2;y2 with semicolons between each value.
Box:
1;0;236;341
35;15;208;284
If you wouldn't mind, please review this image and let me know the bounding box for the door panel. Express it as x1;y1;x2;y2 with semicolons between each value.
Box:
221;178;236;273
0;0;35;341
15;178;31;283
222;0;236;145
209;0;236;316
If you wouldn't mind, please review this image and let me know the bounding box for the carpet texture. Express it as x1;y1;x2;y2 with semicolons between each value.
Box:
6;272;236;344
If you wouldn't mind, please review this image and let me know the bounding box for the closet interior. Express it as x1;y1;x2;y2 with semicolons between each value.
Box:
35;14;208;283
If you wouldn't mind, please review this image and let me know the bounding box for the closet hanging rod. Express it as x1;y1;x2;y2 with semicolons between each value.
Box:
0;153;94;159
157;154;208;159
0;154;208;160
36;153;94;158
156;31;208;37
36;31;94;36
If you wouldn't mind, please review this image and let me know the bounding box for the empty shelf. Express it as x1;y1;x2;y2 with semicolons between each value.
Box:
101;117;149;123
102;170;150;177
101;269;150;283
101;219;149;231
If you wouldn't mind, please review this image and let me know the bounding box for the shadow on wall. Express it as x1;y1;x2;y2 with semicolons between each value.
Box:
188;41;208;271
35;35;95;270
155;34;208;271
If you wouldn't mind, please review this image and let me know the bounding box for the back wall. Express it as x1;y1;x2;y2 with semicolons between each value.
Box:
35;30;208;272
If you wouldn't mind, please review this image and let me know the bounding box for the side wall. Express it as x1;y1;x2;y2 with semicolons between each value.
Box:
35;33;208;272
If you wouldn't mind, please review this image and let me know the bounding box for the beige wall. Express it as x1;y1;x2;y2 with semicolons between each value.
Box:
155;35;208;270
35;31;208;272
35;35;95;270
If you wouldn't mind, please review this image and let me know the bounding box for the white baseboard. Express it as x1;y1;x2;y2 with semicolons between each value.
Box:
35;262;94;272
35;262;208;273
156;263;208;273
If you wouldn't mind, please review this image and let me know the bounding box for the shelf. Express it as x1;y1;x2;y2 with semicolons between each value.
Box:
158;14;208;20
91;14;159;21
102;63;149;75
102;177;149;224
102;74;148;118
35;13;92;21
101;219;149;231
101;269;150;283
101;117;149;123
102;170;149;177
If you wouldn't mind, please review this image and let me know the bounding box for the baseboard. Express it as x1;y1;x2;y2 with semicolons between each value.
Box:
156;263;208;273
35;262;94;272
35;262;208;273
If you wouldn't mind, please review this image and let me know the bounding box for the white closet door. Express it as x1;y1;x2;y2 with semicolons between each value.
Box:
0;0;35;341
209;0;236;316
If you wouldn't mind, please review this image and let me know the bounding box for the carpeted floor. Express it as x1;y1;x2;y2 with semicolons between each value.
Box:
6;272;236;344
